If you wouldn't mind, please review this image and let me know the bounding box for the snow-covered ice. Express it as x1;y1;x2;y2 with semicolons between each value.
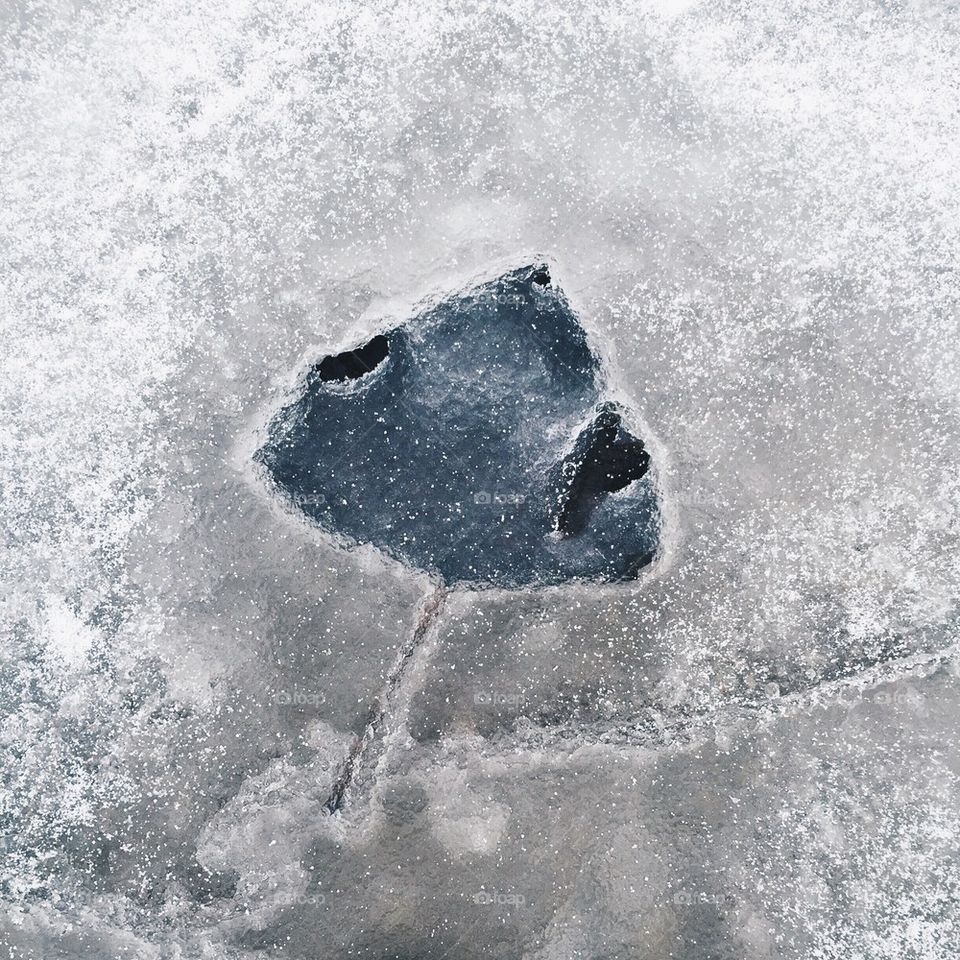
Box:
2;1;959;958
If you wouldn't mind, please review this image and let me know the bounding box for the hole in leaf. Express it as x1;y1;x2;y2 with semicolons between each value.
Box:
549;403;651;537
315;334;389;382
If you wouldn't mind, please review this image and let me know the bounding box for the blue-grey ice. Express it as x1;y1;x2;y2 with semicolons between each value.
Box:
257;264;659;588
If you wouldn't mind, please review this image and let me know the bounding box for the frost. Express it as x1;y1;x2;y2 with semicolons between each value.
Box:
3;0;960;957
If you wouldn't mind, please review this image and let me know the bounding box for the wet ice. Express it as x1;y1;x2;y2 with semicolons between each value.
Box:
257;263;660;588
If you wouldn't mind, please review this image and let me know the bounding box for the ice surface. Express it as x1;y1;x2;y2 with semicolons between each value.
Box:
257;263;660;587
3;0;960;958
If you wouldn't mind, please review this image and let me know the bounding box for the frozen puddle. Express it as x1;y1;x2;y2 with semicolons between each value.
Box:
257;263;660;588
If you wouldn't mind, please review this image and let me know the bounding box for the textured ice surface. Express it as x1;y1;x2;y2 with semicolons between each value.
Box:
257;263;659;587
3;1;960;959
